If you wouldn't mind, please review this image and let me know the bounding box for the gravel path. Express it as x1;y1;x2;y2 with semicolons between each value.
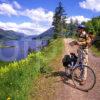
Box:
53;38;100;100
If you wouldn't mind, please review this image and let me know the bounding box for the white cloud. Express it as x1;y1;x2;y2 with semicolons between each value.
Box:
67;16;90;24
12;1;21;9
0;3;54;35
20;8;54;33
0;2;53;23
21;8;53;23
79;0;100;12
0;21;50;35
0;1;21;16
0;3;18;16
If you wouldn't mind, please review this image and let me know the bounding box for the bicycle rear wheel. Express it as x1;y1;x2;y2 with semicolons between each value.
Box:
72;65;96;91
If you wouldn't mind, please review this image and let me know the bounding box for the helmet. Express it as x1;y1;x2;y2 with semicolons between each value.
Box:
78;24;85;29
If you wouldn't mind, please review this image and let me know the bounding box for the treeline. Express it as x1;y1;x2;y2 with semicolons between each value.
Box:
52;2;79;38
83;16;100;49
52;2;100;38
83;16;100;36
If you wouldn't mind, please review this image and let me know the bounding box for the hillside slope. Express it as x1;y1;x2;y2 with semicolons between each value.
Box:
0;29;26;41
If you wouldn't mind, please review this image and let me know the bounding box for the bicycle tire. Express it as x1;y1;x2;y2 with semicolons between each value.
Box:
72;65;96;91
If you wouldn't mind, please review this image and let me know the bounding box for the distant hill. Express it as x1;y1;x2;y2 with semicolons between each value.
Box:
26;35;38;40
0;27;54;41
0;29;26;41
34;27;54;40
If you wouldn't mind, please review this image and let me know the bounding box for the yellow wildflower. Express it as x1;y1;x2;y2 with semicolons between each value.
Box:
7;97;11;100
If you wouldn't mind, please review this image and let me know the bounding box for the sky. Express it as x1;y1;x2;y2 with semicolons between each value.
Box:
0;0;100;35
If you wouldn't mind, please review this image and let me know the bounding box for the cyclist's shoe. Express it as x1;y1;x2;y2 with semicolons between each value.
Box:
80;80;86;85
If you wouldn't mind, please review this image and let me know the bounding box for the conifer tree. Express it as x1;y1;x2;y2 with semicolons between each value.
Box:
52;2;67;38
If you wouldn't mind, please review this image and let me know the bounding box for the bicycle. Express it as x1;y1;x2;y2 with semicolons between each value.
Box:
63;52;96;92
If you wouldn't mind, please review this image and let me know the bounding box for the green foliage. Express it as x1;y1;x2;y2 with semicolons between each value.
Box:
0;38;64;100
0;61;10;68
91;45;100;56
0;52;44;100
52;2;67;37
42;38;64;62
85;20;96;34
84;16;100;36
53;33;58;39
84;16;100;55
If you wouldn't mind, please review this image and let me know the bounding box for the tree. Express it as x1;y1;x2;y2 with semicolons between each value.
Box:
67;18;79;37
52;2;67;38
84;16;100;36
69;18;74;35
84;16;100;49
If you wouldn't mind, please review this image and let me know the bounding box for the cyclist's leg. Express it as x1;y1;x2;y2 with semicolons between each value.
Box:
65;67;68;73
77;48;82;64
77;48;88;82
65;67;71;76
83;49;88;80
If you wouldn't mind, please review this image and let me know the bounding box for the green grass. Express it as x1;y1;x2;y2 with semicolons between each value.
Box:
42;38;64;62
0;38;64;100
0;61;10;68
91;46;100;57
91;40;100;57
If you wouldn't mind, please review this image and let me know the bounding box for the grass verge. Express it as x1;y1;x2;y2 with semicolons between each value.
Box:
28;38;64;100
91;46;100;57
0;61;10;68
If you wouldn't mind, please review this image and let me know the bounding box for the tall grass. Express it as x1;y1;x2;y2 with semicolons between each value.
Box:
0;38;64;100
91;46;100;56
0;61;10;68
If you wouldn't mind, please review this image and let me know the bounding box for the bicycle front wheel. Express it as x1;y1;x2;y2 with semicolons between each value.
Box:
72;65;96;91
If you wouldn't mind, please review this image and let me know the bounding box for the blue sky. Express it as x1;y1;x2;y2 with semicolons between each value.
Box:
0;0;100;35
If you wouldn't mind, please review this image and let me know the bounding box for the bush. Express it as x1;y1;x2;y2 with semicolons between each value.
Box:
0;52;46;100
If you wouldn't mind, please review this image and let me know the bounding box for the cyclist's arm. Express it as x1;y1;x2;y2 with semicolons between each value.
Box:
86;37;92;44
71;40;86;46
77;41;86;45
77;35;92;46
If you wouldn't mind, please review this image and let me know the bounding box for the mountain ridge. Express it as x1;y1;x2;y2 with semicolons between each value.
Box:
0;28;26;41
33;27;54;40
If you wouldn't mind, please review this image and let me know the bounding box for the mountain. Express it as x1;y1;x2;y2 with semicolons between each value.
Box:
26;35;38;39
0;29;26;41
0;27;54;41
35;27;54;40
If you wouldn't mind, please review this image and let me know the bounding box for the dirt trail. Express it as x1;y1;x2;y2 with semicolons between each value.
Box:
52;38;100;100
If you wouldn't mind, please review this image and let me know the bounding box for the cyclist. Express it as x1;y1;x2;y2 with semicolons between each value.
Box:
73;24;92;85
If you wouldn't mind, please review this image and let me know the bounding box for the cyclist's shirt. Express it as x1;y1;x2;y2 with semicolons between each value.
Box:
78;31;90;49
